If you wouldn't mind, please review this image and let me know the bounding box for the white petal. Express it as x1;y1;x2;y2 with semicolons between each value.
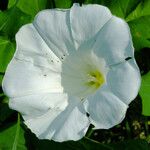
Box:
107;59;141;104
25;97;89;142
84;86;128;129
93;16;133;65
9;93;68;120
33;9;75;59
2;59;63;98
70;4;112;49
15;24;61;71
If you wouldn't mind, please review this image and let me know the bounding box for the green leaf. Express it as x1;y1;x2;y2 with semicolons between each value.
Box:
0;6;31;38
8;0;49;18
109;0;141;19
12;114;21;150
0;73;3;85
0;114;27;150
128;16;150;51
0;37;15;73
87;0;141;19
126;0;150;50
139;71;150;116
54;0;72;8
126;0;150;22
93;0;150;51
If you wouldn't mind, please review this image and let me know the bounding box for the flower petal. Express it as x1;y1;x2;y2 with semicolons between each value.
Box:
15;24;61;71
107;59;141;104
33;9;75;59
9;93;68;120
2;59;63;98
84;86;128;129
93;16;133;65
25;97;89;142
70;4;112;49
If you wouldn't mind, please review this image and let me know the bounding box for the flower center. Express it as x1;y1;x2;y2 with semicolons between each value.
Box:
61;50;107;99
86;70;105;89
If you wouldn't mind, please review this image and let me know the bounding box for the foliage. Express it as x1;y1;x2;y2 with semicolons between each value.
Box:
0;37;15;72
140;71;150;116
0;0;150;149
88;0;150;50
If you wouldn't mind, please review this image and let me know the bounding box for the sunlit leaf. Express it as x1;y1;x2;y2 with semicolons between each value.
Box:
0;73;3;85
126;0;150;22
140;71;150;116
54;0;72;8
12;114;21;150
0;37;15;72
91;0;150;51
8;0;49;18
84;0;141;19
128;16;150;51
0;6;31;38
0;114;27;150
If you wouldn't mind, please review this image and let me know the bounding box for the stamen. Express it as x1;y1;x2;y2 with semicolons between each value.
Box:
86;70;105;89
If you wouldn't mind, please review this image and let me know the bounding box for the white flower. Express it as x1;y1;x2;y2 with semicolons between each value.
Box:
2;4;141;142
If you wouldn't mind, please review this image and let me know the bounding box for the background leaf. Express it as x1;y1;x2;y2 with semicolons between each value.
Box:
0;73;3;85
54;0;72;8
8;0;50;18
89;0;150;51
0;114;27;150
0;37;15;73
126;0;150;22
140;71;150;116
0;6;31;38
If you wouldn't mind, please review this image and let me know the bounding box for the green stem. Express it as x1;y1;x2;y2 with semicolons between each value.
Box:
84;136;100;144
86;128;94;138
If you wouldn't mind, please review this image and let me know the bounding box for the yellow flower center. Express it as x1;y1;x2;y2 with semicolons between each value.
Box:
61;51;107;99
86;70;105;89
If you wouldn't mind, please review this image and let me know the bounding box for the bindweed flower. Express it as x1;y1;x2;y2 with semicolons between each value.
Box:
2;4;141;142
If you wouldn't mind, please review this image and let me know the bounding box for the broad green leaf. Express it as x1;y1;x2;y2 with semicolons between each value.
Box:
85;0;141;19
0;37;15;72
139;71;150;116
12;114;21;150
126;0;150;50
110;139;150;150
0;73;3;85
54;0;72;8
91;0;150;51
128;16;150;51
7;0;16;8
126;0;150;22
0;6;31;38
8;0;49;18
107;0;141;19
0;114;27;150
